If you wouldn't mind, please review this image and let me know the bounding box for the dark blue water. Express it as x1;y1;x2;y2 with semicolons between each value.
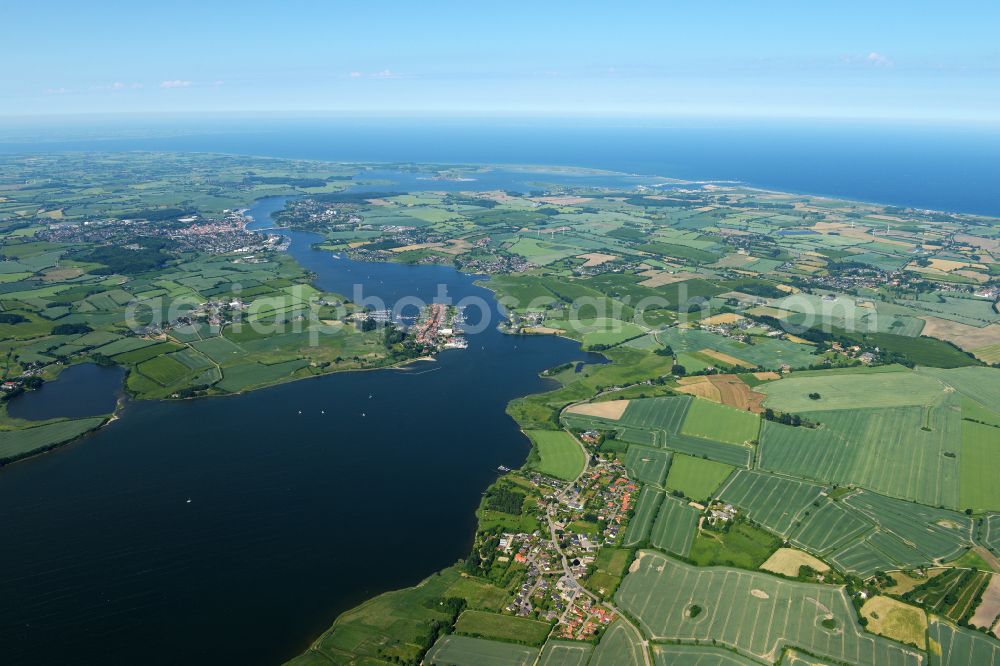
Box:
1;117;998;215
6;364;125;421
0;197;600;665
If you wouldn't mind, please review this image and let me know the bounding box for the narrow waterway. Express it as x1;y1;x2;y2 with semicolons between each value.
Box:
6;363;125;421
0;196;598;665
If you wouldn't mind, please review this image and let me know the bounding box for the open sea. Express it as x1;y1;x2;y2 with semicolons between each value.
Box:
1;116;999;216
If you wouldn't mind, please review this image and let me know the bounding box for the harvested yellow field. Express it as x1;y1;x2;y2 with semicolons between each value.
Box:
391;242;444;253
776;284;800;294
956;233;1000;254
886;571;933;595
699;348;755;369
860;596;927;649
42;267;83;282
577;252;619;267
926;258;970;272
954;270;989;283
700;313;744;326
677;374;764;412
675;377;722;402
971;575;1000;631
565;400;629;420
638;271;699;288
522;326;563;335
760;548;829;577
711;253;756;269
746;306;789;318
784;335;815;345
922;317;1000;354
531;195;592;205
753;371;781;381
437;239;473;255
972;343;1000;364
812;221;914;246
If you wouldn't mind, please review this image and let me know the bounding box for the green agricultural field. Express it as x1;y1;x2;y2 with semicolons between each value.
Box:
137;355;192;386
581;320;646;348
664;453;735;502
589;621;645;666
652;644;758;666
680;398;760;445
537;640;594;666
960;419;1000;511
525;430;585;481
111;341;183;364
0;417;106;463
453;610;552;646
624;487;664;546
918;366;1000;414
827;538;896;577
842;492;972;564
618;395;692;433
656;327;821;370
927;617;1000;666
508;237;582;265
649;495;699;557
716;470;826;537
168;347;214;370
624;445;672;485
789;498;873;555
216;359;309;393
424;635;539;666
661;432;752;467
584;546;633;598
443;577;509;613
759;401;962;509
758;368;948;412
688;521;780;570
91;336;160;356
190;336;247;363
618;551;921;665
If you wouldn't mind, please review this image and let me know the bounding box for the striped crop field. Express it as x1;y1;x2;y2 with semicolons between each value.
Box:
619;395;692;434
624;445;672;485
790;498;874;555
624;486;664;546
649;495;700;557
680;397;760;445
927;617;1000;666
758;401;962;509
716;469;826;537
617;551;922;665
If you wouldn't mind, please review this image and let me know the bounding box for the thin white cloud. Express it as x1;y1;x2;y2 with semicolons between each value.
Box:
842;52;894;68
866;52;894;68
347;69;400;79
94;81;143;91
160;79;193;89
45;87;69;95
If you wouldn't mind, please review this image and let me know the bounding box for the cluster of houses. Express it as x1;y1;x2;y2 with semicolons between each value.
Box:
555;593;614;640
41;210;285;255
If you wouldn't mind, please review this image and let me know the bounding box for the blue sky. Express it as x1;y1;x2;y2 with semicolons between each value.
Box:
4;1;998;122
